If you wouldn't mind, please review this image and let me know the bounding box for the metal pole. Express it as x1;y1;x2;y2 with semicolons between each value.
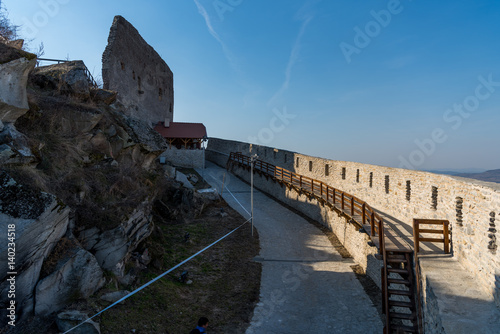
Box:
202;141;205;180
251;156;254;237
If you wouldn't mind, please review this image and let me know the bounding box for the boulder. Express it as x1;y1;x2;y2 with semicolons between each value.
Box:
56;310;101;334
90;88;117;105
196;187;219;201
0;171;70;319
6;39;25;50
29;60;91;99
35;246;105;316
0;41;36;64
107;107;167;168
100;290;130;304
176;171;194;189
188;174;199;184
79;202;154;275
0;123;37;166
0;42;37;123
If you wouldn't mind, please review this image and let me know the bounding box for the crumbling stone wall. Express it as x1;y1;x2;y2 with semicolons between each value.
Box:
102;16;173;127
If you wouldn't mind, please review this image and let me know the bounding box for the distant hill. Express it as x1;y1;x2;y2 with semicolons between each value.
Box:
426;169;500;183
454;169;500;183
426;168;487;175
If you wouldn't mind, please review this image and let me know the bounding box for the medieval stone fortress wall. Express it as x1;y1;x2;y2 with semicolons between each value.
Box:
207;137;500;311
102;16;174;127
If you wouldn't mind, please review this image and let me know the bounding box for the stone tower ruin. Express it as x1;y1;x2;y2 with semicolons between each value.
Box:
102;15;173;126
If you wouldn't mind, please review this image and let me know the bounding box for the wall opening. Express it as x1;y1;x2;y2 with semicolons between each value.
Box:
488;212;497;254
159;88;163;101
120;61;125;70
369;172;373;188
456;197;463;226
296;157;299;168
309;161;313;172
356;169;360;183
431;186;438;210
132;70;136;80
341;167;346;180
385;175;390;194
325;164;329;176
169;103;173;113
406;180;411;201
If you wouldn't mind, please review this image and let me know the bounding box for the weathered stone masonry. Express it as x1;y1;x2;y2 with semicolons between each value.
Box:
102;15;174;127
206;138;500;308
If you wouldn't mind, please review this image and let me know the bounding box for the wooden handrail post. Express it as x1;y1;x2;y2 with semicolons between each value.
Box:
341;192;345;210
350;196;354;215
300;175;302;188
332;189;336;205
443;221;450;254
362;203;366;224
378;220;384;255
311;179;314;193
326;185;329;202
413;219;420;253
370;211;375;236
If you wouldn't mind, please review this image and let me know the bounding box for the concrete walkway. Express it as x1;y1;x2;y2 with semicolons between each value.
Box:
198;162;383;334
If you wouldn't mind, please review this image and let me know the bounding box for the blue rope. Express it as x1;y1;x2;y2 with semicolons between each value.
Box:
63;217;251;333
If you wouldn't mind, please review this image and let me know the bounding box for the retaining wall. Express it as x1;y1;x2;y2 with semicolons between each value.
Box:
206;137;500;307
160;148;204;169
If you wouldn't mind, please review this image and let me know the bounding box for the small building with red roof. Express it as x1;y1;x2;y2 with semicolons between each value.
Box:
154;121;207;150
154;120;207;168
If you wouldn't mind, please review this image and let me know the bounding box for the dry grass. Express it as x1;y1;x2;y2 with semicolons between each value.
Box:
96;200;261;334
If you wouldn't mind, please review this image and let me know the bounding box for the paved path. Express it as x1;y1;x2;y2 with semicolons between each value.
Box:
198;162;383;334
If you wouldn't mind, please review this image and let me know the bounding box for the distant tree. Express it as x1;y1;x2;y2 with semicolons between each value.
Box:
0;4;18;41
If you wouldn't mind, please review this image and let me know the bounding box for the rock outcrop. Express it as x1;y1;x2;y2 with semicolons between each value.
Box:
78;202;154;276
0;171;70;319
56;310;101;334
102;15;174;127
35;244;105;316
29;60;92;99
0;122;36;166
0;42;36;123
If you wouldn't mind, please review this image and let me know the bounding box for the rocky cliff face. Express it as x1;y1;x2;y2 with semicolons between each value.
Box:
0;171;70;320
0;41;172;329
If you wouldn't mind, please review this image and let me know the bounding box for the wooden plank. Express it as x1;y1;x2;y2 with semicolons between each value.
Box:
443;221;450;254
418;229;444;234
414;219;447;225
418;237;444;243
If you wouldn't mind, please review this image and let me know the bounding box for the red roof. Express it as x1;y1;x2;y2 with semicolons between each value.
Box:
154;122;207;139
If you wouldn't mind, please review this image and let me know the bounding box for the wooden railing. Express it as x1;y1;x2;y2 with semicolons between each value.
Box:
228;152;389;254
413;219;450;254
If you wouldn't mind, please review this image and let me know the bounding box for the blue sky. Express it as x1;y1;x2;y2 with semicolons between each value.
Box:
3;0;500;170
